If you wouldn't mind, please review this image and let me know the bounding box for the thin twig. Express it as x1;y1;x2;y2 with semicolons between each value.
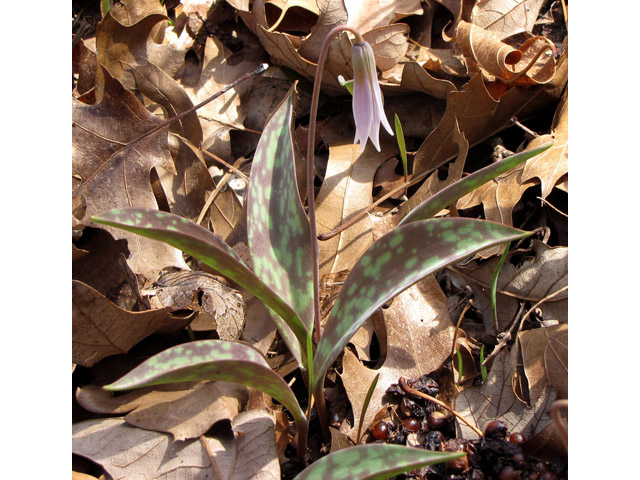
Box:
201;149;249;182
482;285;569;366
537;196;568;218
196;156;248;226
399;377;484;438
73;63;268;198
318;165;434;241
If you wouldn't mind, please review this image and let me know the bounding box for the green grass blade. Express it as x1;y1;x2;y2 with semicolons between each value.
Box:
356;373;380;443
247;84;315;336
490;241;511;335
104;339;308;454
394;114;408;193
398;142;553;226
313;218;531;392
480;344;488;382
91;208;308;361
293;444;464;480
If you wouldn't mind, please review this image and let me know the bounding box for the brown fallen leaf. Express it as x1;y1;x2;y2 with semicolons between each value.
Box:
515;323;567;403
316;139;397;276
521;87;568;199
399;61;457;99
202;408;280;480
73;418;213;479
72;280;190;367
448;240;568;333
341;276;455;441
101;0;167;26
156;134;214;223
472;0;547;40
177;35;263;162
72;66;187;279
76;381;248;441
147;269;245;340
344;0;423;34
455;349;555;440
73;228;140;311
95;12;186;98
407;54;566;180
456;20;556;85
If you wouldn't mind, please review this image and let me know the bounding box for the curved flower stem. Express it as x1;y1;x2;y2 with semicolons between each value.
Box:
306;25;365;441
307;25;365;344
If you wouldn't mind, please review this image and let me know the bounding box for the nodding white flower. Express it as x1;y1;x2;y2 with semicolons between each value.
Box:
351;40;394;152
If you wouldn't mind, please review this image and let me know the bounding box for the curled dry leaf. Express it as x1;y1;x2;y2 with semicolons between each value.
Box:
72;280;191;367
341;276;455;441
76;381;248;441
455;349;555;440
147;269;245;339
472;0;547;40
456;20;557;85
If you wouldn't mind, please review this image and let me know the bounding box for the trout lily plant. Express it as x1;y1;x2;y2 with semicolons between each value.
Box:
92;26;552;479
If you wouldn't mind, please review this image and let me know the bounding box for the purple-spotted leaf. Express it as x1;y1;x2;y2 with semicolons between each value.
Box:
399;142;553;226
104;339;308;454
313;218;531;392
91;208;308;358
247;84;314;336
293;444;464;480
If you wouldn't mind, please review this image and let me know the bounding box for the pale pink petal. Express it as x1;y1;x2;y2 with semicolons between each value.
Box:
351;41;393;152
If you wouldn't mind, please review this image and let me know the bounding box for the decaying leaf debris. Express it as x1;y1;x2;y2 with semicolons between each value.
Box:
73;0;568;478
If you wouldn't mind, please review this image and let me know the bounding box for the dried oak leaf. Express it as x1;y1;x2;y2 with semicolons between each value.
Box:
514;323;567;403
341;276;455;441
472;0;547;40
455;349;556;440
72;66;187;279
201;408;280;480
455;20;556;85
73;418;213;479
101;0;167;26
407;50;566;180
95;12;186;101
73;411;279;480
448;240;568;333
72;280;190;367
76;381;248;441
147;270;245;339
521;87;568;198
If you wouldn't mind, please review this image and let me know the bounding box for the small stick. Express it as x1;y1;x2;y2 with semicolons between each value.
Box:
399;377;484;438
482;285;569;366
201;149;249;183
318;165;434;241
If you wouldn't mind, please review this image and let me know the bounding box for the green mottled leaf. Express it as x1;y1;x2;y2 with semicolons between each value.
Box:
293;444;464;480
313;218;531;392
91;208;308;360
104;339;308;453
398;142;553;226
247;84;314;337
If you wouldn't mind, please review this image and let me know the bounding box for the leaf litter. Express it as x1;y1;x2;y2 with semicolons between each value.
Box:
72;0;568;478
